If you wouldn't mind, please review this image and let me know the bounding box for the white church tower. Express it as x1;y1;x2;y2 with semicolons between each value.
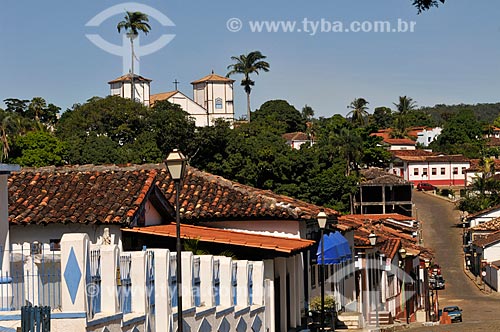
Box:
108;73;152;106
191;72;235;122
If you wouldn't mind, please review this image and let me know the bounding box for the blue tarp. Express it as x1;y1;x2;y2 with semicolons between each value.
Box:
316;232;352;265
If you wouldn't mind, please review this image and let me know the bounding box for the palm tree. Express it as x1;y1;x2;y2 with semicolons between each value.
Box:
347;98;369;126
332;127;363;177
394;96;417;114
117;11;151;102
227;51;270;122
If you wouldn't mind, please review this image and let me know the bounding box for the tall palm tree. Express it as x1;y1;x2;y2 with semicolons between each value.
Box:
227;51;270;122
394;96;417;114
117;11;151;102
347;98;369;126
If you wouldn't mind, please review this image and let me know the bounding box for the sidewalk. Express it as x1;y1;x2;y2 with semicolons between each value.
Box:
463;267;500;296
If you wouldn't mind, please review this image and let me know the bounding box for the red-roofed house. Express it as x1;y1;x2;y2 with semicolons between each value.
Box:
389;150;470;186
282;132;312;149
370;131;416;151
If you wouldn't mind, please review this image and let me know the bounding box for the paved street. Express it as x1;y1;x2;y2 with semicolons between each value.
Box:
408;192;500;331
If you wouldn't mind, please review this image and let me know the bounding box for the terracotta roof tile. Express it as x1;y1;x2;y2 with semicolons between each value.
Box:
393;150;468;163
384;138;416;145
150;91;178;105
470;217;500;231
108;73;152;84
473;230;500;247
360;168;409;185
123;224;315;254
8;166;157;225
282;132;309;141
191;73;235;84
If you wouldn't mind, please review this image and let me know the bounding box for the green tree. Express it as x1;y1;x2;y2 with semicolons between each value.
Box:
430;109;483;158
252;100;305;133
117;11;151;101
227;51;270;122
301;105;315;122
371;107;393;129
394;96;417;114
10;131;66;167
347;98;369;126
413;0;445;13
3;98;29;115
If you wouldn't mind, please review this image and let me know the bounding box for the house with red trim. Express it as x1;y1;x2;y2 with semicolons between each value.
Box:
389;150;470;186
370;130;416;151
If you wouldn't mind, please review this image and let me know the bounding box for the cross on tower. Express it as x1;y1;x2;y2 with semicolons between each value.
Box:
173;79;180;90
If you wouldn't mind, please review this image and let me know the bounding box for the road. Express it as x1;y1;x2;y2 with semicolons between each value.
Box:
409;191;500;331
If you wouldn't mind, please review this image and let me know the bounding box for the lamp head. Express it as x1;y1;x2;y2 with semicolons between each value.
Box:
399;247;407;259
368;231;377;246
317;211;328;229
165;149;187;181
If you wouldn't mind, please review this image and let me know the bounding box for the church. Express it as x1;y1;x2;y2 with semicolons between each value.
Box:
108;72;236;127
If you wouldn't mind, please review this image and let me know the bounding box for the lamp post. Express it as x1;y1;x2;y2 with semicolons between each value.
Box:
399;248;409;324
317;211;328;332
424;259;431;322
165;149;187;332
368;232;379;328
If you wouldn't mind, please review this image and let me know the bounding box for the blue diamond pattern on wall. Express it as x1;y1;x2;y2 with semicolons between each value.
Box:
64;247;82;304
236;318;247;332
218;318;230;332
198;318;211;332
251;315;262;332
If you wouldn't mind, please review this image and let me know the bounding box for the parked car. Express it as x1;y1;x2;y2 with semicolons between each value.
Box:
429;274;445;290
443;306;462;322
417;182;437;191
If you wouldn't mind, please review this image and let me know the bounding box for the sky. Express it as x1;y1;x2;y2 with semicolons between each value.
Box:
1;0;500;119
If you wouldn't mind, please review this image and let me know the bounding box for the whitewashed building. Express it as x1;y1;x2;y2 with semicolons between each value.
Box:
389;150;469;186
151;73;235;127
108;74;152;106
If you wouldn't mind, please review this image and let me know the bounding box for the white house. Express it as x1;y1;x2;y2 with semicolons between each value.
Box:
389;150;469;186
408;127;442;147
151;72;235;127
108;74;152;106
282;132;312;150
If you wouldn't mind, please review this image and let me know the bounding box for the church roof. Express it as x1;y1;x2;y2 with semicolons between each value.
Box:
108;74;152;84
150;90;179;105
191;73;235;84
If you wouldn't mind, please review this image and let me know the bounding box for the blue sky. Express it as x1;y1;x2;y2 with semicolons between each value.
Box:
1;0;499;118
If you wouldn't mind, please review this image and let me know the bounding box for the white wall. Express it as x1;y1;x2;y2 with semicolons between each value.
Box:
484;242;500;262
469;208;500;228
197;220;302;239
416;128;442;147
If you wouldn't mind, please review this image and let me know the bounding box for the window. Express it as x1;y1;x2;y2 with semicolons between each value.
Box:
169;255;177;307
428;137;432;143
422;168;428;176
440;168;445;175
213;260;220;306
248;264;253;305
414;168;419;176
193;258;201;307
431;168;437;176
215;97;223;109
461;167;466;174
453;167;458;175
311;265;316;288
324;264;329;280
231;263;238;305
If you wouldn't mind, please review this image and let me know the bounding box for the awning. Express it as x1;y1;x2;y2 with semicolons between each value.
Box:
316;232;352;265
122;224;315;255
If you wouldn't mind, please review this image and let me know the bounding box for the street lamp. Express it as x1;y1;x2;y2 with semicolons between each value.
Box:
165;149;187;332
317;211;327;332
368;232;379;328
398;248;409;324
424;259;431;322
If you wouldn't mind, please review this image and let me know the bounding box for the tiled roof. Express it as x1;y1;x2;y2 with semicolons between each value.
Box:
150;91;178;105
8;164;343;227
360;168;409;185
8;166;158;225
155;166;344;225
282;132;309;141
392;150;468;162
384;138;416;146
108;74;152;84
378;238;401;259
123;224;315;254
191;73;235;84
473;230;500;247
470;217;500;231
